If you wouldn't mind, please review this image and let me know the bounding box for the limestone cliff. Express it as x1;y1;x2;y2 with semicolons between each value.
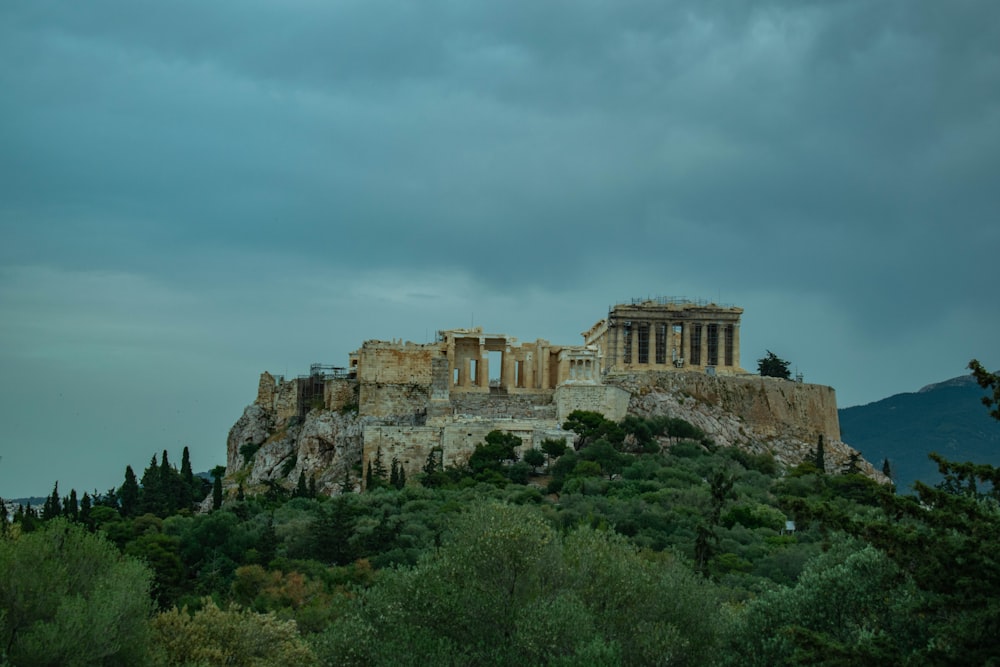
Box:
226;405;365;495
611;372;885;480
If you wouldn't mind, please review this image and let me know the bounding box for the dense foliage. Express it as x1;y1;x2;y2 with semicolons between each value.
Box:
3;366;999;665
757;350;792;379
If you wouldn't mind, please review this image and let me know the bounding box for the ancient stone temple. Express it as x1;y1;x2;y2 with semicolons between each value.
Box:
583;297;744;376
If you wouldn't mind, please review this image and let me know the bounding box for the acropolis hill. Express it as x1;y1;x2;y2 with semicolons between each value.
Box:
226;297;884;494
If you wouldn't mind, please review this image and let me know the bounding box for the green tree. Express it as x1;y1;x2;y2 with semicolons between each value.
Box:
150;599;317;666
522;448;545;471
723;542;924;666
757;350;791;379
42;481;60;520
296;471;309;498
562;411;623;449
578;440;627;480
139;455;165;516
468;430;521;474
119;465;140;518
969;358;1000;419
212;474;223;511
0;519;154;665
179;445;198;507
79;492;93;528
64;488;79;521
541;437;568;469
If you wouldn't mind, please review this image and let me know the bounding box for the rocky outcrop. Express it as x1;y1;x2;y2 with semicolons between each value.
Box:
224;369;887;497
226;404;274;473
225;407;364;496
615;372;885;480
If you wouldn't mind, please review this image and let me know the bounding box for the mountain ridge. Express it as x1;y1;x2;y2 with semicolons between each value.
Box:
839;373;1000;492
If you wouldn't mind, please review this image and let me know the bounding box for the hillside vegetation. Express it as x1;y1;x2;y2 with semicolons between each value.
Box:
2;365;999;665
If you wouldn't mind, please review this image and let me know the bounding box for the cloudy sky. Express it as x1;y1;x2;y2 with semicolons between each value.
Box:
2;0;997;499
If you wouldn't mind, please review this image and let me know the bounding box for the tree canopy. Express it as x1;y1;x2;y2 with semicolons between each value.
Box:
757;350;791;379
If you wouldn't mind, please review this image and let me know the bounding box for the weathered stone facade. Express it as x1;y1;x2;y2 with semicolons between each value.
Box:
584;297;745;376
227;297;885;494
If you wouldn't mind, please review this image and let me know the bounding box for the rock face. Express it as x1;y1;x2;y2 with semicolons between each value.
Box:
225;405;364;496
612;372;885;480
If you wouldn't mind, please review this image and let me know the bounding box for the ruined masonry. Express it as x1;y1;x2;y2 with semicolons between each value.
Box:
233;297;878;493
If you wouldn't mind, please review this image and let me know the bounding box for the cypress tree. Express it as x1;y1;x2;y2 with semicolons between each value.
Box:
296;471;308;498
212;474;223;510
815;435;826;473
119;465;140;517
309;475;317;498
181;446;196;503
236;482;245;501
0;498;7;535
43;482;61;520
390;458;400;489
65;489;79;520
140;454;171;516
79;492;92;527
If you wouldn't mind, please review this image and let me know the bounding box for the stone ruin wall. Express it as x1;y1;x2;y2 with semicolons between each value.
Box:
257;371;359;424
554;385;631;422
448;391;557;420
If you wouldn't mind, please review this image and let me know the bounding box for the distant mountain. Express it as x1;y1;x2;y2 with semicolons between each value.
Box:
839;374;1000;492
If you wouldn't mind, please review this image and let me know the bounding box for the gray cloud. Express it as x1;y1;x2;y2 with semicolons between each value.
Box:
1;0;998;497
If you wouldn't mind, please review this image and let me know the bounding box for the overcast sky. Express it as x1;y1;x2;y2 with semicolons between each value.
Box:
2;0;997;499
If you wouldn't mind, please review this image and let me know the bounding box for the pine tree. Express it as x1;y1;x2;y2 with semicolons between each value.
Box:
842;452;862;475
119;465;140;517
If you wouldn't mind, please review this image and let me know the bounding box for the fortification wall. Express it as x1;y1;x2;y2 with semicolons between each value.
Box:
358;382;431;418
449;391;556;420
357;343;439;384
255;372;303;424
610;371;840;442
554;385;631;422
324;378;358;412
